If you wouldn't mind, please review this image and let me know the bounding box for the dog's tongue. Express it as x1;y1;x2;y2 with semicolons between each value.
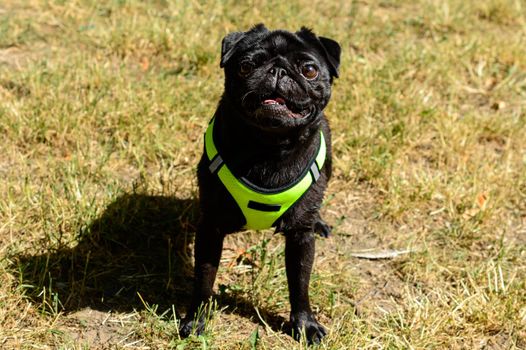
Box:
263;97;286;105
261;97;301;118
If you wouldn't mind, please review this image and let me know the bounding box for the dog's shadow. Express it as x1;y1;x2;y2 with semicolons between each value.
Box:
15;192;289;333
16;193;198;314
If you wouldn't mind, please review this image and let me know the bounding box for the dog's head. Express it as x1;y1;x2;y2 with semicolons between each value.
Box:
220;24;341;132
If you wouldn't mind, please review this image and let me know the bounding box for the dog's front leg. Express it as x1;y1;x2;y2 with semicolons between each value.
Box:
180;222;224;337
285;231;327;344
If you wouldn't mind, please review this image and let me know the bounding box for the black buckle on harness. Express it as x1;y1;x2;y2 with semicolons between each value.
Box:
247;201;281;212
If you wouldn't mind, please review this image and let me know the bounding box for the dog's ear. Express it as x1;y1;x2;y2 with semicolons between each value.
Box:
220;31;244;68
297;27;341;78
220;24;269;68
318;36;341;78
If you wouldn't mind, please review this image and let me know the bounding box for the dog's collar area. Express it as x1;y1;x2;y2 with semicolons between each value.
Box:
204;117;326;230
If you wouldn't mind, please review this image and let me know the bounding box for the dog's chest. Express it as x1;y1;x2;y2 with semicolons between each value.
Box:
231;142;317;189
244;157;310;188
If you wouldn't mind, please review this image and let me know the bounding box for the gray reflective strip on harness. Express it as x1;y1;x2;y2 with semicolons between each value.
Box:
310;162;321;181
209;155;223;173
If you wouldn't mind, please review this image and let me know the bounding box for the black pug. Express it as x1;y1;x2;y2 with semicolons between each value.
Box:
180;24;340;344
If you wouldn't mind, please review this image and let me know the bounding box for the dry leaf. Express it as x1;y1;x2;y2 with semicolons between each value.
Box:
477;192;488;208
463;192;488;220
140;57;149;71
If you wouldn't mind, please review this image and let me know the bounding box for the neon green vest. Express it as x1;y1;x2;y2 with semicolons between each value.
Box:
204;118;326;230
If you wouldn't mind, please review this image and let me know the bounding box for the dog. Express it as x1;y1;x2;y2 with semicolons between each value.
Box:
180;24;340;344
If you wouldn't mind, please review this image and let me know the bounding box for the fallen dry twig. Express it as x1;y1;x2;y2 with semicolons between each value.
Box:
350;249;416;260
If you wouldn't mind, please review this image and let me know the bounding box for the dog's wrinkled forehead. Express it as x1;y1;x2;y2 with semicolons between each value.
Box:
269;33;288;48
230;31;301;61
262;32;302;53
241;31;317;62
221;24;341;78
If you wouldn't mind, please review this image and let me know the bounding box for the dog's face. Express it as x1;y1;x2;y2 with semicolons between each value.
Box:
220;24;341;132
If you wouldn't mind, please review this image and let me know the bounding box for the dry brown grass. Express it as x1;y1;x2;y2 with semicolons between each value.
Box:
1;0;525;349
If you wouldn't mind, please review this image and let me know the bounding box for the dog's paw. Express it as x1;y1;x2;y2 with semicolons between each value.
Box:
290;311;327;344
179;317;205;338
314;219;331;238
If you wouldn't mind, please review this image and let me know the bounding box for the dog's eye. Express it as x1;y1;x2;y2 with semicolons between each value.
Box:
239;62;254;76
301;64;318;80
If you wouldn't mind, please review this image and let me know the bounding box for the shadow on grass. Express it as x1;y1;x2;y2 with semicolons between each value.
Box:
217;291;291;336
16;193;198;315
14;192;291;335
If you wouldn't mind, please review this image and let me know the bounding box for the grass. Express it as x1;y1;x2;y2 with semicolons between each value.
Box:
1;0;525;348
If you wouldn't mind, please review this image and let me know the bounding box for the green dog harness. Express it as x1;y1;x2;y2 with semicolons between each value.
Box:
204;117;326;230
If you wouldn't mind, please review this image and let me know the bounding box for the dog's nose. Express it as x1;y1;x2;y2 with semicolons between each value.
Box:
269;67;287;78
